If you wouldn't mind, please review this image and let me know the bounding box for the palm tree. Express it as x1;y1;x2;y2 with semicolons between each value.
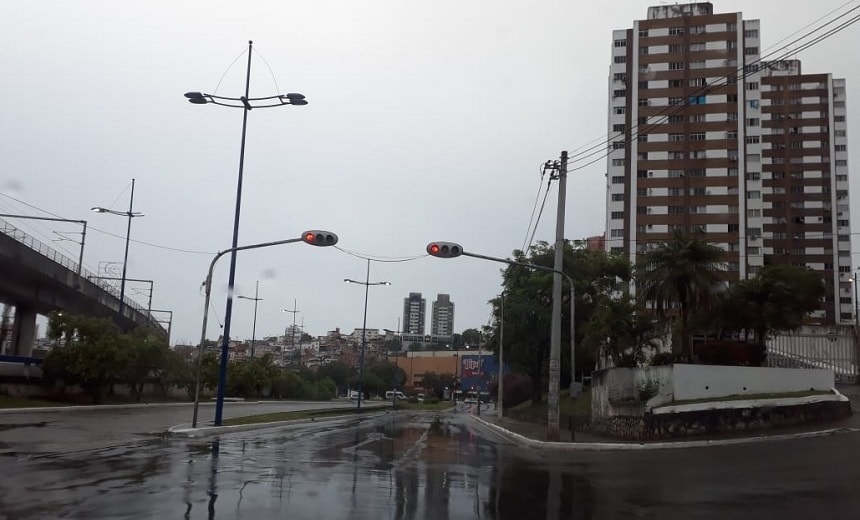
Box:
636;231;725;358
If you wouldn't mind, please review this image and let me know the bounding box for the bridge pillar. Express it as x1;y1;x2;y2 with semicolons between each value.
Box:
11;305;37;357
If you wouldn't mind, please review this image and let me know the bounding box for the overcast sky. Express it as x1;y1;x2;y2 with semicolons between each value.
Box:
2;1;859;345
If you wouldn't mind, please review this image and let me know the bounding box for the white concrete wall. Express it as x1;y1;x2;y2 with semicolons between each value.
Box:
672;364;833;401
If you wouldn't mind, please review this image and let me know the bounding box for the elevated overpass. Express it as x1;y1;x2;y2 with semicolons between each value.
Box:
0;217;164;356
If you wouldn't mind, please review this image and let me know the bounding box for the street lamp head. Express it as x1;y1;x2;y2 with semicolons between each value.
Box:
284;93;308;105
184;92;208;104
91;207;107;213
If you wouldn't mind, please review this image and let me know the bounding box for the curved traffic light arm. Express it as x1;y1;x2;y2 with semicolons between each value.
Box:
191;230;337;427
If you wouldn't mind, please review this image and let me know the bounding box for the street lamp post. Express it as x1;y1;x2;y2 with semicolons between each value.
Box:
185;41;308;427
426;241;575;441
237;281;263;358
191;230;337;428
0;214;87;274
281;302;300;367
92;178;143;317
344;258;390;410
497;293;505;419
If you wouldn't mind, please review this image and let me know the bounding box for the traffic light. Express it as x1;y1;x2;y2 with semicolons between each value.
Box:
302;230;338;247
426;242;462;258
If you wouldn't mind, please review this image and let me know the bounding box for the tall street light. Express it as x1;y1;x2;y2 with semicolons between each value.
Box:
281;302;300;367
191;230;337;428
237;280;263;358
185;41;308;428
0;214;87;274
344;258;390;410
426;241;575;441
92;178;143;317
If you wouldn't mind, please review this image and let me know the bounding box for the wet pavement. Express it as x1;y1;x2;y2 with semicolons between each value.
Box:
0;400;374;456
0;411;858;519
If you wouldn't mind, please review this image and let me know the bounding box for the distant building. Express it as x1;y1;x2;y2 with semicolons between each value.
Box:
585;235;605;251
402;292;426;335
431;294;455;338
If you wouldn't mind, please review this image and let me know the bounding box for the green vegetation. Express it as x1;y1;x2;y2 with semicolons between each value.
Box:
0;395;60;408
665;390;832;407
511;389;592;417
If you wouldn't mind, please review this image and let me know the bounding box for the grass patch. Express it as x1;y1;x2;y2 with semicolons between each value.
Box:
223;406;380;426
0;395;60;409
510;388;592;417
666;390;833;407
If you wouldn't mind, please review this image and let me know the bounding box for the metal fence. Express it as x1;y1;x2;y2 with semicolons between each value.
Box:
0;217;163;331
767;326;859;385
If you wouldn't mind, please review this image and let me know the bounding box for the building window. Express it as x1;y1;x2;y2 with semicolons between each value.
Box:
747;118;760;126
689;78;706;87
613;89;626;98
690;42;706;52
747;191;761;199
745;47;759;55
612;176;624;184
613;141;626;150
688;169;706;177
610;229;624;237
669;97;683;106
689;132;706;140
668;115;684;123
611;247;623;254
639;98;650;106
611;211;624;219
727;130;738;139
613;72;627;82
836;160;848;166
637;170;648;178
689;95;707;105
613;124;626;132
669;133;685;142
614;56;627;64
637;188;648;196
745;136;760;144
690;60;706;70
637;205;647;214
728;224;740;232
836;145;847;151
669;151;685;159
639;29;649;37
612;158;625;166
611;194;624;202
669;62;685;70
669;169;684;178
669;44;683;53
668;206;685;214
744;29;759;38
639;81;649;89
614;39;627;47
669;27;684;35
746;82;759;91
747;208;761;217
614;107;626;115
640;46;649;55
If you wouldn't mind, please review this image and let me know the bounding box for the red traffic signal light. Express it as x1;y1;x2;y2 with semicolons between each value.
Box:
426;242;462;258
302;230;338;247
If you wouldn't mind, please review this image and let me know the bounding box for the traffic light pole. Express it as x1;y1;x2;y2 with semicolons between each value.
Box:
429;244;575;441
191;231;338;428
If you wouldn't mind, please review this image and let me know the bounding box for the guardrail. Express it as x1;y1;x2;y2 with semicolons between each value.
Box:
0;217;163;331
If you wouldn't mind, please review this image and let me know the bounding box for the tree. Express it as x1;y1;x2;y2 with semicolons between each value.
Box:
383;337;403;351
44;313;124;404
483;242;631;403
717;264;825;350
636;231;725;357
582;296;661;367
318;360;352;395
121;327;169;402
460;328;482;348
366;360;406;390
420;372;457;399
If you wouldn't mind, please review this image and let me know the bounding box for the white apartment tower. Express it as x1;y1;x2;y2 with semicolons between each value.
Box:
605;3;852;324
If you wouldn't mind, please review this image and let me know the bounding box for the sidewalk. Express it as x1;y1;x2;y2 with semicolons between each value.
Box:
474;388;860;450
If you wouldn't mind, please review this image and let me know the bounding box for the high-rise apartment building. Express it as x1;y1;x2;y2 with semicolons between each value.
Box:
431;294;455;338
402;292;426;335
605;3;852;324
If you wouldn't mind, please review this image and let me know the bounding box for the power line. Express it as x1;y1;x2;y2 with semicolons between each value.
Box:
525;175;554;253
520;164;549;252
334;245;427;263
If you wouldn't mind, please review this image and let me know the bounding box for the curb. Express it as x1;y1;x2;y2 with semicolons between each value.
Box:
168;411;391;438
468;415;860;451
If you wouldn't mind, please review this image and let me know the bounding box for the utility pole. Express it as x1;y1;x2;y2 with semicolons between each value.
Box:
497;294;505;419
547;150;568;441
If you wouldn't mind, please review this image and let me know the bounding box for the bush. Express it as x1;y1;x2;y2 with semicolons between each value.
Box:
650;352;677;366
695;341;765;366
488;373;532;408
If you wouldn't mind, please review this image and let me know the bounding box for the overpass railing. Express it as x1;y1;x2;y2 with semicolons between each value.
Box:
0;217;164;331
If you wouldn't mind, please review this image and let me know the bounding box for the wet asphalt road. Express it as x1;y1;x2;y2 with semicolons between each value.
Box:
1;412;859;519
0;400;376;456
